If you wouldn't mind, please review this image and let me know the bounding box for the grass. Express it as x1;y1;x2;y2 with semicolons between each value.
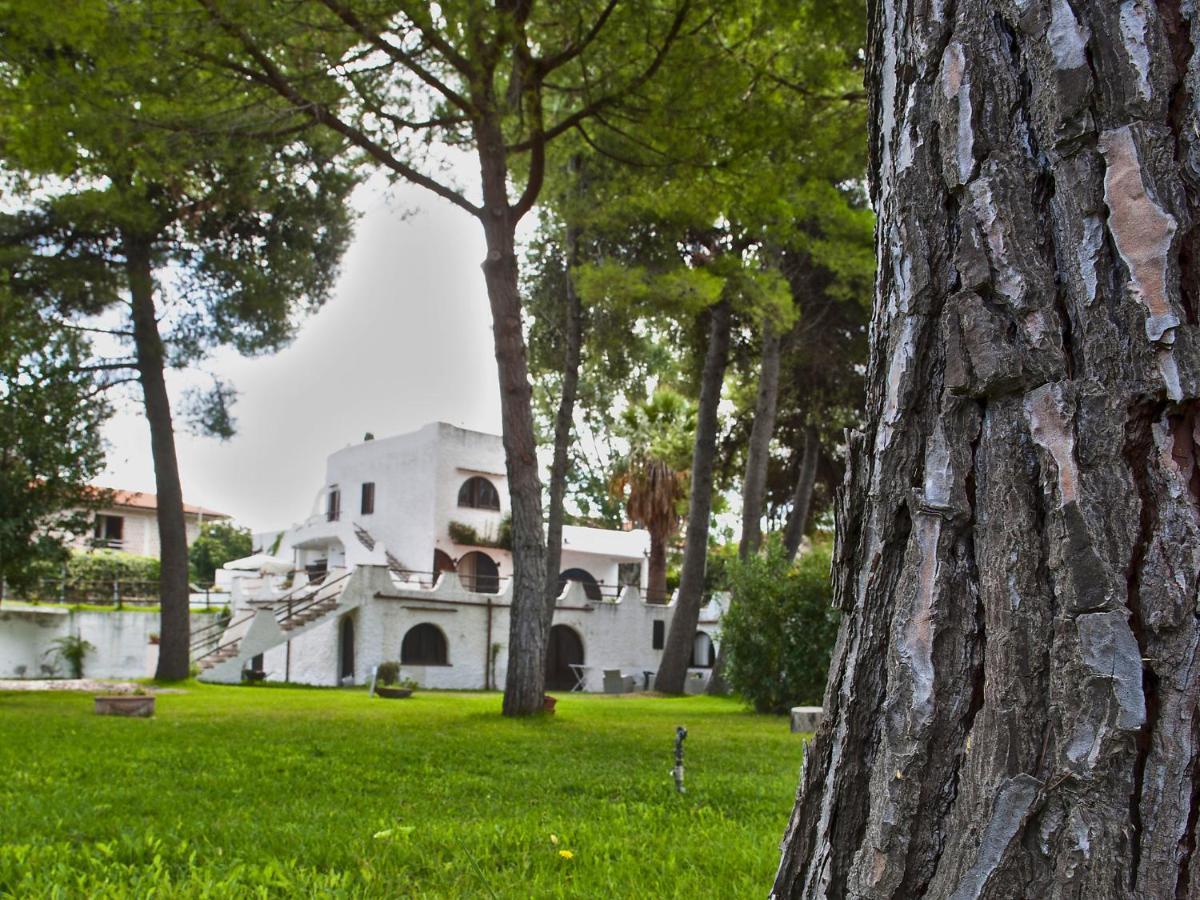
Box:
0;684;805;897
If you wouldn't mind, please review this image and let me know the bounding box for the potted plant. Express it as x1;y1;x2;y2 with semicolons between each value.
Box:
374;661;417;698
94;686;155;717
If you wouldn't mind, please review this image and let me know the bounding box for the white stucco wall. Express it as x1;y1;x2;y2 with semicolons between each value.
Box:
0;607;222;679
250;566;722;692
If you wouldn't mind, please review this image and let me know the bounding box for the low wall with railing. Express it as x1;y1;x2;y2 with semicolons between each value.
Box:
0;606;223;680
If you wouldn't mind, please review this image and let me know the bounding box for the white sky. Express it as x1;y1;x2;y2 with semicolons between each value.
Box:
97;174;507;532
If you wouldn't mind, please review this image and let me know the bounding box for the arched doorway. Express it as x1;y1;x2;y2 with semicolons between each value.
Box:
692;631;716;668
401;623;449;665
339;616;355;682
558;567;602;601
458;551;499;593
545;624;584;691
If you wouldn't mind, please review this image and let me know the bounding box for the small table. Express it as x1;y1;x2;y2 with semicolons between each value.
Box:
568;663;591;692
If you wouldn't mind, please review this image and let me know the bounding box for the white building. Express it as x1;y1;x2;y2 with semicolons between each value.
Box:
199;423;722;692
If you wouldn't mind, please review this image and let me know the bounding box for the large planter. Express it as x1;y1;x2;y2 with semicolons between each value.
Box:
375;686;414;699
94;695;155;718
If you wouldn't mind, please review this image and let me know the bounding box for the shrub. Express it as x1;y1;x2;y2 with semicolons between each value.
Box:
721;537;840;714
376;661;401;685
46;634;95;679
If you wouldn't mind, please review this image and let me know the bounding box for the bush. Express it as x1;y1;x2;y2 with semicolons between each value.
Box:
375;661;401;685
189;521;252;583
46;634;95;679
721;537;840;714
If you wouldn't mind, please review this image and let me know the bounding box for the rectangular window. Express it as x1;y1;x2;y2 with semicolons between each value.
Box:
361;482;375;515
652;620;665;650
327;487;341;522
93;514;124;548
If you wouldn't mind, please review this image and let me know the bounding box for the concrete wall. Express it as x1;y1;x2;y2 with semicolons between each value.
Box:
0;607;221;679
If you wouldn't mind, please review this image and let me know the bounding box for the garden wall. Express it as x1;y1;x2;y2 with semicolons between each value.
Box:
0;607;221;679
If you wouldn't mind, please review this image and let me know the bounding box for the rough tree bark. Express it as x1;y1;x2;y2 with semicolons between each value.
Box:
656;297;732;693
544;171;584;614
774;1;1200;897
125;235;191;682
783;424;820;562
709;324;783;694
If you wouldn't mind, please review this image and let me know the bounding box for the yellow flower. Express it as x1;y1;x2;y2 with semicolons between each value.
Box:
558;850;574;860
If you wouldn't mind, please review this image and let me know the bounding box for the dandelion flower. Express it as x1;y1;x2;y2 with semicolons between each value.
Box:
559;850;574;860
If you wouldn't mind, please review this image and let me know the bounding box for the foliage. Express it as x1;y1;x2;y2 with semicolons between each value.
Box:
189;522;252;584
0;686;801;896
46;634;95;679
0;295;109;588
375;661;401;686
721;538;840;713
447;518;512;551
609;389;695;533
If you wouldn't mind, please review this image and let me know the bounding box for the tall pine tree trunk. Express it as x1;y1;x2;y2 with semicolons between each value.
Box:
774;2;1200;897
477;121;549;717
740;326;783;560
709;324;783;694
783;424;820;562
125;235;191;681
544;201;584;613
656;297;732;693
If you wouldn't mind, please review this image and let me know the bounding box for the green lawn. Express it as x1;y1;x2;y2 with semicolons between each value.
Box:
0;684;804;898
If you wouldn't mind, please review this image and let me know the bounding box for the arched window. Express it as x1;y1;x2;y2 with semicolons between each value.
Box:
692;631;716;668
458;476;500;510
458;551;500;593
401;623;448;665
558;568;602;602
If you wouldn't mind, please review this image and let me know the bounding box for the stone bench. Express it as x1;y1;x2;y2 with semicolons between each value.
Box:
790;706;823;733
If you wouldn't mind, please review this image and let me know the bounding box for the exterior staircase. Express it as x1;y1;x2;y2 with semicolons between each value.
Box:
194;570;354;682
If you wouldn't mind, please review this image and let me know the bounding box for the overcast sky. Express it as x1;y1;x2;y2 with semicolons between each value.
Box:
97;174;508;533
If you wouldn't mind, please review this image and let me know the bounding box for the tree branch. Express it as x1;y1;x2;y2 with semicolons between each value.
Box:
195;0;483;219
535;0;621;75
507;0;693;154
314;0;475;114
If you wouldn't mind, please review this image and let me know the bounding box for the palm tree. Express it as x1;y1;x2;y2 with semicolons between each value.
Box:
610;390;694;603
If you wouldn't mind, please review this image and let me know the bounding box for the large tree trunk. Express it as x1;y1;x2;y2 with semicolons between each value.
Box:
125;235;191;681
544;210;583;613
773;2;1200;898
656;297;732;693
476;124;549;717
782;424;820;562
709;324;783;694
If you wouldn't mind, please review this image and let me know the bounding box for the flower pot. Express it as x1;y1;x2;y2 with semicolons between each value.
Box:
543;695;557;714
94;695;155;718
375;686;414;699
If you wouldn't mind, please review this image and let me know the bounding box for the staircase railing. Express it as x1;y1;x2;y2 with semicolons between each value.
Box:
190;570;352;666
272;570;353;629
